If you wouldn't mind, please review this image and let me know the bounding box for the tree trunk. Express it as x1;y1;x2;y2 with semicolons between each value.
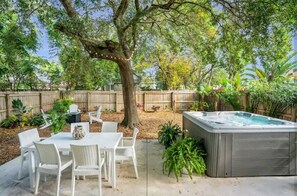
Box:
117;60;140;128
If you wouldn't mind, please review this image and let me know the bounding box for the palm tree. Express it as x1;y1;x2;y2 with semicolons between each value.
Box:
246;51;297;82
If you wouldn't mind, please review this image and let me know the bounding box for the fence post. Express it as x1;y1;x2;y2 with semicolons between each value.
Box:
5;93;10;118
39;92;43;111
60;91;64;99
115;92;119;112
143;92;146;111
171;92;176;111
292;108;296;122
213;95;218;111
87;92;90;112
244;93;250;112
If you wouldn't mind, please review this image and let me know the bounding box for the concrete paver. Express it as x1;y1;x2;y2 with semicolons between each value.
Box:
0;140;296;196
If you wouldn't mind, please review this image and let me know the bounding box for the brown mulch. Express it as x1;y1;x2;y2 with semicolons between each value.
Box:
0;111;182;165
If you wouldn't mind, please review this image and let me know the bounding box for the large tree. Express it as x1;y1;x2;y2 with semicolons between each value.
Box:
5;0;297;127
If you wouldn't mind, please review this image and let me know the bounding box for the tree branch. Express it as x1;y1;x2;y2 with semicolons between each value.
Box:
135;0;140;12
59;0;79;18
114;0;129;24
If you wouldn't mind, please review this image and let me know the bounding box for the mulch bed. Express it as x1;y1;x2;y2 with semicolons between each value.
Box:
0;111;182;165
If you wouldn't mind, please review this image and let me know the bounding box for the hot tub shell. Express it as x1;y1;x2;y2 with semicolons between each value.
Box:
183;111;297;177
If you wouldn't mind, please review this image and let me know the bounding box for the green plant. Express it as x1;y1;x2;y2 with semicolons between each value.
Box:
0;115;19;128
189;101;209;111
52;98;73;114
196;85;213;102
217;74;243;111
19;114;31;127
104;108;115;113
12;98;32;116
162;137;206;181
245;79;297;117
158;121;182;148
27;114;44;126
50;111;67;134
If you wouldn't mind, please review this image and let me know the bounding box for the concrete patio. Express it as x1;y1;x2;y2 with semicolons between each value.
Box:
0;140;296;196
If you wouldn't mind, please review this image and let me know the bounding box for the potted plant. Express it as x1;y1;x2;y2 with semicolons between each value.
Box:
158;121;182;148
162;136;206;181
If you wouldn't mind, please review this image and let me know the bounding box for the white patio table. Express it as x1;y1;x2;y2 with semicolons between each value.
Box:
28;132;123;189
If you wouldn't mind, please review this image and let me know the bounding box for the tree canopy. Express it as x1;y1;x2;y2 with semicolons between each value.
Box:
0;0;296;126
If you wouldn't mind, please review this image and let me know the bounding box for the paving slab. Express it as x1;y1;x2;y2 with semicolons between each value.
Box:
0;140;296;196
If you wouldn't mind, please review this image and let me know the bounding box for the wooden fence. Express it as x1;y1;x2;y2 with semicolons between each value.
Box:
0;90;296;123
61;90;198;112
0;91;60;122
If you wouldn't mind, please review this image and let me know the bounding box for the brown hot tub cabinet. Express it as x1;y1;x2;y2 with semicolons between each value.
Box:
182;111;297;177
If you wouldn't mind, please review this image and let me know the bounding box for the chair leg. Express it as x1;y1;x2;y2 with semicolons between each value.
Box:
98;171;102;196
56;173;61;196
34;170;40;195
132;151;139;179
103;160;107;180
18;151;25;180
71;172;76;196
108;154;111;182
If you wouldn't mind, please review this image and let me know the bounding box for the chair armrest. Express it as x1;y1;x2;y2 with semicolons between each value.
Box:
116;146;132;150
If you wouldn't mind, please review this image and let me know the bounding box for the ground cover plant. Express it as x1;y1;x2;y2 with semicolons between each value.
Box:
158;121;182;148
1;99;44;128
162;136;206;181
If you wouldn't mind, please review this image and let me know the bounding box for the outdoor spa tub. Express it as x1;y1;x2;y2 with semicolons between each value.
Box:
183;111;297;177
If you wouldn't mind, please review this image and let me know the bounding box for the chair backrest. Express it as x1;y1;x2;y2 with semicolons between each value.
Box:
101;121;118;133
95;106;102;118
70;122;90;133
69;104;79;113
71;144;101;167
34;142;61;166
18;128;40;148
41;109;50;123
132;128;139;147
41;109;45;116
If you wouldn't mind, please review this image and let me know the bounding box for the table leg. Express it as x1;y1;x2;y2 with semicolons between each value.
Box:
28;149;35;188
111;149;116;188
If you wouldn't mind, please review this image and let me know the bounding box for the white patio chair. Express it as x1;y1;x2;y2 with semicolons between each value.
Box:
70;144;106;196
70;122;90;134
40;109;52;129
88;106;103;124
34;142;72;196
67;104;81;113
115;128;139;178
17;128;45;179
101;121;118;133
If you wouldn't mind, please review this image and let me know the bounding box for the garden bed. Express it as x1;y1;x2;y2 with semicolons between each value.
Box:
0;111;182;165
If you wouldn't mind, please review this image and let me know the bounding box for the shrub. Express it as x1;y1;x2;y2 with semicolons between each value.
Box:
27;114;44;126
52;98;73;114
50;111;67;134
0;115;19;128
245;79;297;117
12;98;32;116
158;121;182;148
162;137;206;181
189;101;209;111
